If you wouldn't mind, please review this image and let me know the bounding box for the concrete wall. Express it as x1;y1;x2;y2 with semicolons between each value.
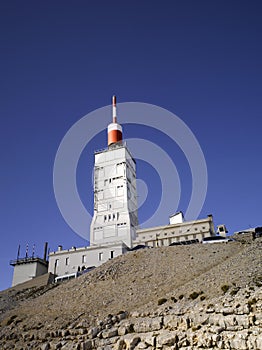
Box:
12;260;48;287
48;242;128;277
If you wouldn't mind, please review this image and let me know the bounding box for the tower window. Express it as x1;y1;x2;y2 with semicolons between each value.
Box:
65;257;69;265
110;251;114;259
82;255;86;263
99;252;103;261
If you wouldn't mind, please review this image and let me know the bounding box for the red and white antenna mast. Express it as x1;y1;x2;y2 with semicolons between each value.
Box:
112;95;117;123
107;95;123;146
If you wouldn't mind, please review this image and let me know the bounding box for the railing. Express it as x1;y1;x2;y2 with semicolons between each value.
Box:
10;256;48;266
95;141;126;154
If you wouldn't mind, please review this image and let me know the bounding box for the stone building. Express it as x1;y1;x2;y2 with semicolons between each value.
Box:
134;213;215;247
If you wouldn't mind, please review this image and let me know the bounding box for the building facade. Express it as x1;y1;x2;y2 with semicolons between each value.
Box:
48;242;128;277
90;142;138;248
90;96;138;248
134;214;215;247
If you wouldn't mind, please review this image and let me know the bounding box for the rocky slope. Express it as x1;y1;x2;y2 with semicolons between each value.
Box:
0;235;261;349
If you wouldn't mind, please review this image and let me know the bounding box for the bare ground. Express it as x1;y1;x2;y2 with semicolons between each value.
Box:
0;236;261;338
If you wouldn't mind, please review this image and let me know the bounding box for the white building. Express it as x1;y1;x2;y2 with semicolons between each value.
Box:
48;96;138;277
10;243;49;287
90;96;138;248
48;242;128;277
90;142;138;248
134;213;215;247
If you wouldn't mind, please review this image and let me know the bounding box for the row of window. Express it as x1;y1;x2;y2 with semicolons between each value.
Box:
117;222;127;226
147;234;208;247
98;250;114;261
94;220;127;229
104;212;119;222
55;250;115;267
143;226;207;239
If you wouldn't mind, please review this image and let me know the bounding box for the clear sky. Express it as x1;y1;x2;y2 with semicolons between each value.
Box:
1;1;261;290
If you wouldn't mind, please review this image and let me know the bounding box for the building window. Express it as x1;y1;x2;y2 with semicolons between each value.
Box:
82;255;86;264
99;252;103;261
110;251;114;259
117;222;127;226
65;257;69;265
104;215;107;222
195;228;198;231
202;226;206;229
55;259;59;267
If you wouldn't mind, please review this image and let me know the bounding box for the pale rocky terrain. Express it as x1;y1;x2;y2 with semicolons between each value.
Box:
0;233;261;349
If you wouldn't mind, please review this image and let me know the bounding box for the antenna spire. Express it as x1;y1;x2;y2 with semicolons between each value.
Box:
112;95;117;123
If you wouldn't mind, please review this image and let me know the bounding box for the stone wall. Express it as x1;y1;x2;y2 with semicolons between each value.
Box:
1;284;261;350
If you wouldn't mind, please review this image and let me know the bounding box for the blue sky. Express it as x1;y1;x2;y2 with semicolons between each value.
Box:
0;1;261;290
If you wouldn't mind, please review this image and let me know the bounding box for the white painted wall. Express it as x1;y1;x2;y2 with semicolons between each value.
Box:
48;242;128;276
12;260;48;287
90;144;138;248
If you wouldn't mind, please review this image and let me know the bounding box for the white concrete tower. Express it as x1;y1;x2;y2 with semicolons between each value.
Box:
90;96;138;248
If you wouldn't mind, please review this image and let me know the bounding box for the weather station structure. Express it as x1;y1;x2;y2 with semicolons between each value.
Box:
47;96;139;279
90;96;138;248
10;243;49;287
10;96;220;287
